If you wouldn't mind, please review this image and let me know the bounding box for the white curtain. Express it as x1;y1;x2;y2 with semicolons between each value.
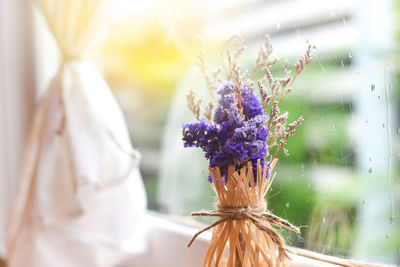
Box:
6;1;147;266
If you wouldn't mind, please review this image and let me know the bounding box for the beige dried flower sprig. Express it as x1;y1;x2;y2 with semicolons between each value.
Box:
254;39;313;159
254;35;274;72
186;90;202;120
187;34;314;162
203;101;214;123
196;39;222;99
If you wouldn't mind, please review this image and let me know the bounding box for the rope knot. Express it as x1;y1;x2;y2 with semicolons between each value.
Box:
216;203;265;219
187;200;300;261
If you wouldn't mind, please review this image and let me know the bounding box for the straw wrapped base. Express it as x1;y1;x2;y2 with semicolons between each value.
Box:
205;219;286;267
188;160;299;267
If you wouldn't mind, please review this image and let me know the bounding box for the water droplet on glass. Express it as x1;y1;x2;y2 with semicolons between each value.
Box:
330;11;335;17
322;217;326;224
342;17;347;25
307;182;311;188
382;123;385;128
362;200;365;205
333;123;336;130
276;23;280;30
285;202;290;208
348;52;352;58
368;167;372;174
390;215;394;224
397;128;400;134
341;61;344;68
371;84;375;91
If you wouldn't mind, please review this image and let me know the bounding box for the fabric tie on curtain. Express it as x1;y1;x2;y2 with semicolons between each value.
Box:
6;1;147;266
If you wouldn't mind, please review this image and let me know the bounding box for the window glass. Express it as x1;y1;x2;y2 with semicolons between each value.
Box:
92;0;400;264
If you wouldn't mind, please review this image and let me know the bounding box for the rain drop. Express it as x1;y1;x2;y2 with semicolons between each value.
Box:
348;52;352;58
276;23;280;30
322;217;326;224
368;167;372;174
285;202;290;208
371;84;375;91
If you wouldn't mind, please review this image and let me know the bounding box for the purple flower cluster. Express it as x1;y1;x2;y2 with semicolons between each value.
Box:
183;82;270;182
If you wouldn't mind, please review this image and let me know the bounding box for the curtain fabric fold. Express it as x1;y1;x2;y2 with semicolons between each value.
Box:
6;1;147;266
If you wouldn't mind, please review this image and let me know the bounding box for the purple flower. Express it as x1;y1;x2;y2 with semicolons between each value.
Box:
217;81;235;96
219;95;235;108
182;120;219;159
213;97;239;125
183;81;271;183
241;87;264;119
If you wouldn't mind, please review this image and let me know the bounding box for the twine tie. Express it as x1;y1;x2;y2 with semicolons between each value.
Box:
187;202;300;261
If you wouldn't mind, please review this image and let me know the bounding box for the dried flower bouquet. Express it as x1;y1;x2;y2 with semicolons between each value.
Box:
182;35;313;267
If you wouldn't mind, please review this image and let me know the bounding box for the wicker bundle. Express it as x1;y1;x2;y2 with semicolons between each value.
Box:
187;160;299;267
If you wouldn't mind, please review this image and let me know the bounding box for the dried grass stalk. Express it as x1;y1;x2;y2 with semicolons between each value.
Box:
187;159;299;267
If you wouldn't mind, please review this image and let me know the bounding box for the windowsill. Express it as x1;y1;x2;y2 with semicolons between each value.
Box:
132;211;394;267
0;211;392;267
